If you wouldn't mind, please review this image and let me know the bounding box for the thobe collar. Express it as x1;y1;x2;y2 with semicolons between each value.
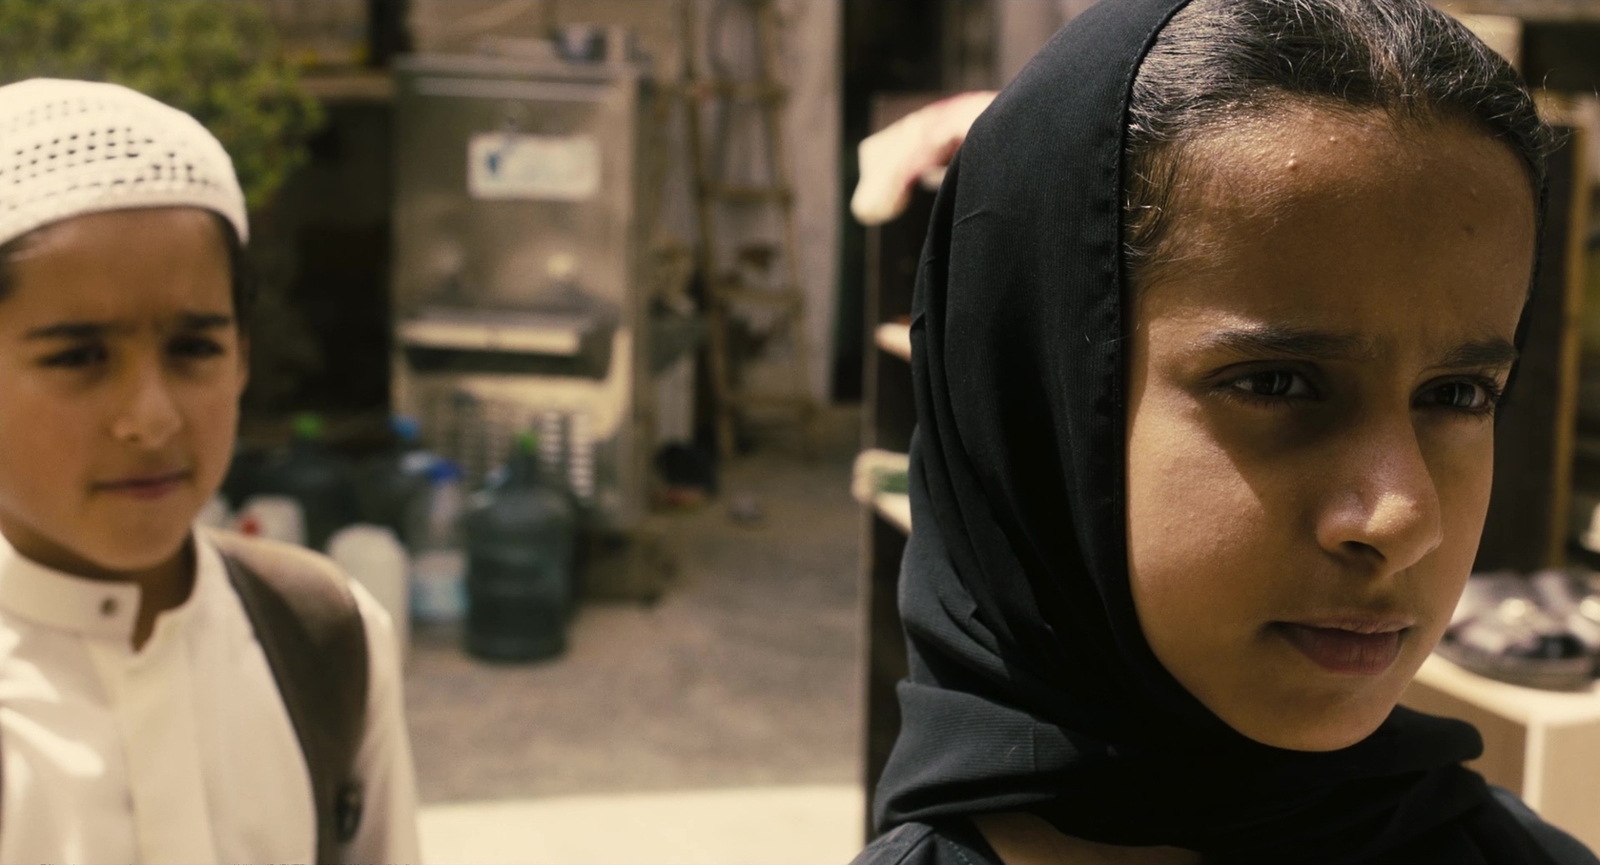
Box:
0;530;218;644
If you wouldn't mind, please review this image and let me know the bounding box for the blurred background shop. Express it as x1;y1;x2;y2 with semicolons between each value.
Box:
3;1;1600;862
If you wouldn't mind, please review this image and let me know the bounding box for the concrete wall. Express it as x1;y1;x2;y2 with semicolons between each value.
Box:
995;0;1096;87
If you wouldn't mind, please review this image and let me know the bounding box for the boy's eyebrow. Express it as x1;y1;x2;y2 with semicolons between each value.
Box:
23;321;116;340
175;313;236;331
24;312;235;340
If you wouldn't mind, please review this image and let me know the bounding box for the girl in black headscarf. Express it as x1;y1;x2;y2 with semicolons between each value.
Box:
853;1;1599;863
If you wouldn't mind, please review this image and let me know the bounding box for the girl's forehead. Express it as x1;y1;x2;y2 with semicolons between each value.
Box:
1135;110;1535;353
1178;107;1532;216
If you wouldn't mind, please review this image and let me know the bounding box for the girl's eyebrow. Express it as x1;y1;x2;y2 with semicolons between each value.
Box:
23;312;234;340
1433;338;1519;370
1195;326;1376;361
1196;327;1519;370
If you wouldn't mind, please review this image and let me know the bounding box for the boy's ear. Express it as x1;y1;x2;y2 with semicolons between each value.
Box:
236;335;251;394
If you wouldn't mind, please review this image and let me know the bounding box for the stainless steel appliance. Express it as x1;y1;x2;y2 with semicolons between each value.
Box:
391;47;673;533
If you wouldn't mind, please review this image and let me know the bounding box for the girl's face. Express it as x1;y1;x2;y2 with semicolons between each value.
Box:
1125;107;1536;752
0;207;246;578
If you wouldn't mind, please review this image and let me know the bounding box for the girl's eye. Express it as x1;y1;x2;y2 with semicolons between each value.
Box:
39;343;107;368
1419;379;1499;414
1226;370;1314;400
170;336;225;359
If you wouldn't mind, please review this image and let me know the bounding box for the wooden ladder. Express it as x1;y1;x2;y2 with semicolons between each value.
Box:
678;0;818;459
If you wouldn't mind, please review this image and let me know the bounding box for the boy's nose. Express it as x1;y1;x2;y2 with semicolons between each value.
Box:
1314;420;1444;575
110;365;182;447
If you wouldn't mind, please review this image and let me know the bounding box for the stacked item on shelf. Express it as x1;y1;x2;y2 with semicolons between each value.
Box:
1439;570;1600;690
852;448;910;535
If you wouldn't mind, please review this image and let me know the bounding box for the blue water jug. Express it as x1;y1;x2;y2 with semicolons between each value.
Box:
356;415;435;547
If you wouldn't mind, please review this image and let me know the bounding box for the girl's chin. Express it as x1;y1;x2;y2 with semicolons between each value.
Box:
1195;652;1413;752
1222;689;1401;753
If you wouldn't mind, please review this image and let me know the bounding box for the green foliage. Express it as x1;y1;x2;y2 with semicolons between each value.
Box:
0;0;323;210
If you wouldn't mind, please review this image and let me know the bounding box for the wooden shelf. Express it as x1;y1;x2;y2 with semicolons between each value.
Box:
299;71;396;102
871;492;912;535
1403;654;1600;850
861;97;944;841
1411;653;1600;725
875;322;911;362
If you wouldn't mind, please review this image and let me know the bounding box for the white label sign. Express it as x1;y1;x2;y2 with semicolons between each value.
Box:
467;132;601;201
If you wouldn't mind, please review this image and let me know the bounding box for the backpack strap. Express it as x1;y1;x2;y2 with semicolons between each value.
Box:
209;529;369;865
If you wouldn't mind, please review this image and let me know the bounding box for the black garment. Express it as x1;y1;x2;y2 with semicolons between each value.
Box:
854;819;997;865
855;790;1597;865
869;0;1584;862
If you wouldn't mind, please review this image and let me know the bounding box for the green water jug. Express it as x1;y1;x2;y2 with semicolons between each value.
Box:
255;413;362;550
463;432;577;661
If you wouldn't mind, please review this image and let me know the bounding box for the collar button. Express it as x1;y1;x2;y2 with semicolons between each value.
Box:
100;597;118;617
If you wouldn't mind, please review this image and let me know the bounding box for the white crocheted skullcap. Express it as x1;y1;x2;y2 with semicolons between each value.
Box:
0;78;248;250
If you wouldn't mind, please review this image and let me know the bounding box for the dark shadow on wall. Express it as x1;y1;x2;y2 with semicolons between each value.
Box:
834;0;948;402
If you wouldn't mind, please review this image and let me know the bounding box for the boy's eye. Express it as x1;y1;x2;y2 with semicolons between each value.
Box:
39;343;107;368
170;336;225;359
1227;370;1314;399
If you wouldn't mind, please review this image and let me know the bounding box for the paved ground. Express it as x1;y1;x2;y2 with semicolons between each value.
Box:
403;408;865;805
419;784;863;865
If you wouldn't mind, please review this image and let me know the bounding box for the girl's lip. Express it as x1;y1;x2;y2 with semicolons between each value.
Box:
1274;621;1408;675
1282;613;1415;635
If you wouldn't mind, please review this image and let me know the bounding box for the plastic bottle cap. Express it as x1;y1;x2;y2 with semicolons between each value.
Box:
391;415;421;444
401;451;438;476
427;459;464;484
292;413;324;440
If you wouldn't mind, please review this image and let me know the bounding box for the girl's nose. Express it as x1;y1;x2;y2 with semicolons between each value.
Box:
1314;419;1444;574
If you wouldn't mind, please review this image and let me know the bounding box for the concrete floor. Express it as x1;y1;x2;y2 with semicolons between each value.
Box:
403;408;865;823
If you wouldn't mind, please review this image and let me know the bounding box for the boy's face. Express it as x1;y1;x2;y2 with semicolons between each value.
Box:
0;207;246;577
1124;108;1536;752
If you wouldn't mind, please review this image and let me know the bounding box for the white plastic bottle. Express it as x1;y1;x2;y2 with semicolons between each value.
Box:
234;495;307;547
410;459;467;625
195;494;233;530
328;524;411;665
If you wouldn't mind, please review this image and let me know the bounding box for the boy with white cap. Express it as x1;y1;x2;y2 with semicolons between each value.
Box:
0;78;419;863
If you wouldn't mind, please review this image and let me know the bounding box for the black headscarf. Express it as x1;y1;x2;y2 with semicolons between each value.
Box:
873;1;1558;862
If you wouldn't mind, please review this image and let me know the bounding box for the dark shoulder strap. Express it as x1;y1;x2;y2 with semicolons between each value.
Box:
210;529;369;865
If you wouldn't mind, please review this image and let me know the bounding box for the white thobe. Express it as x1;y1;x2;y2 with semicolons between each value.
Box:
0;529;420;864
